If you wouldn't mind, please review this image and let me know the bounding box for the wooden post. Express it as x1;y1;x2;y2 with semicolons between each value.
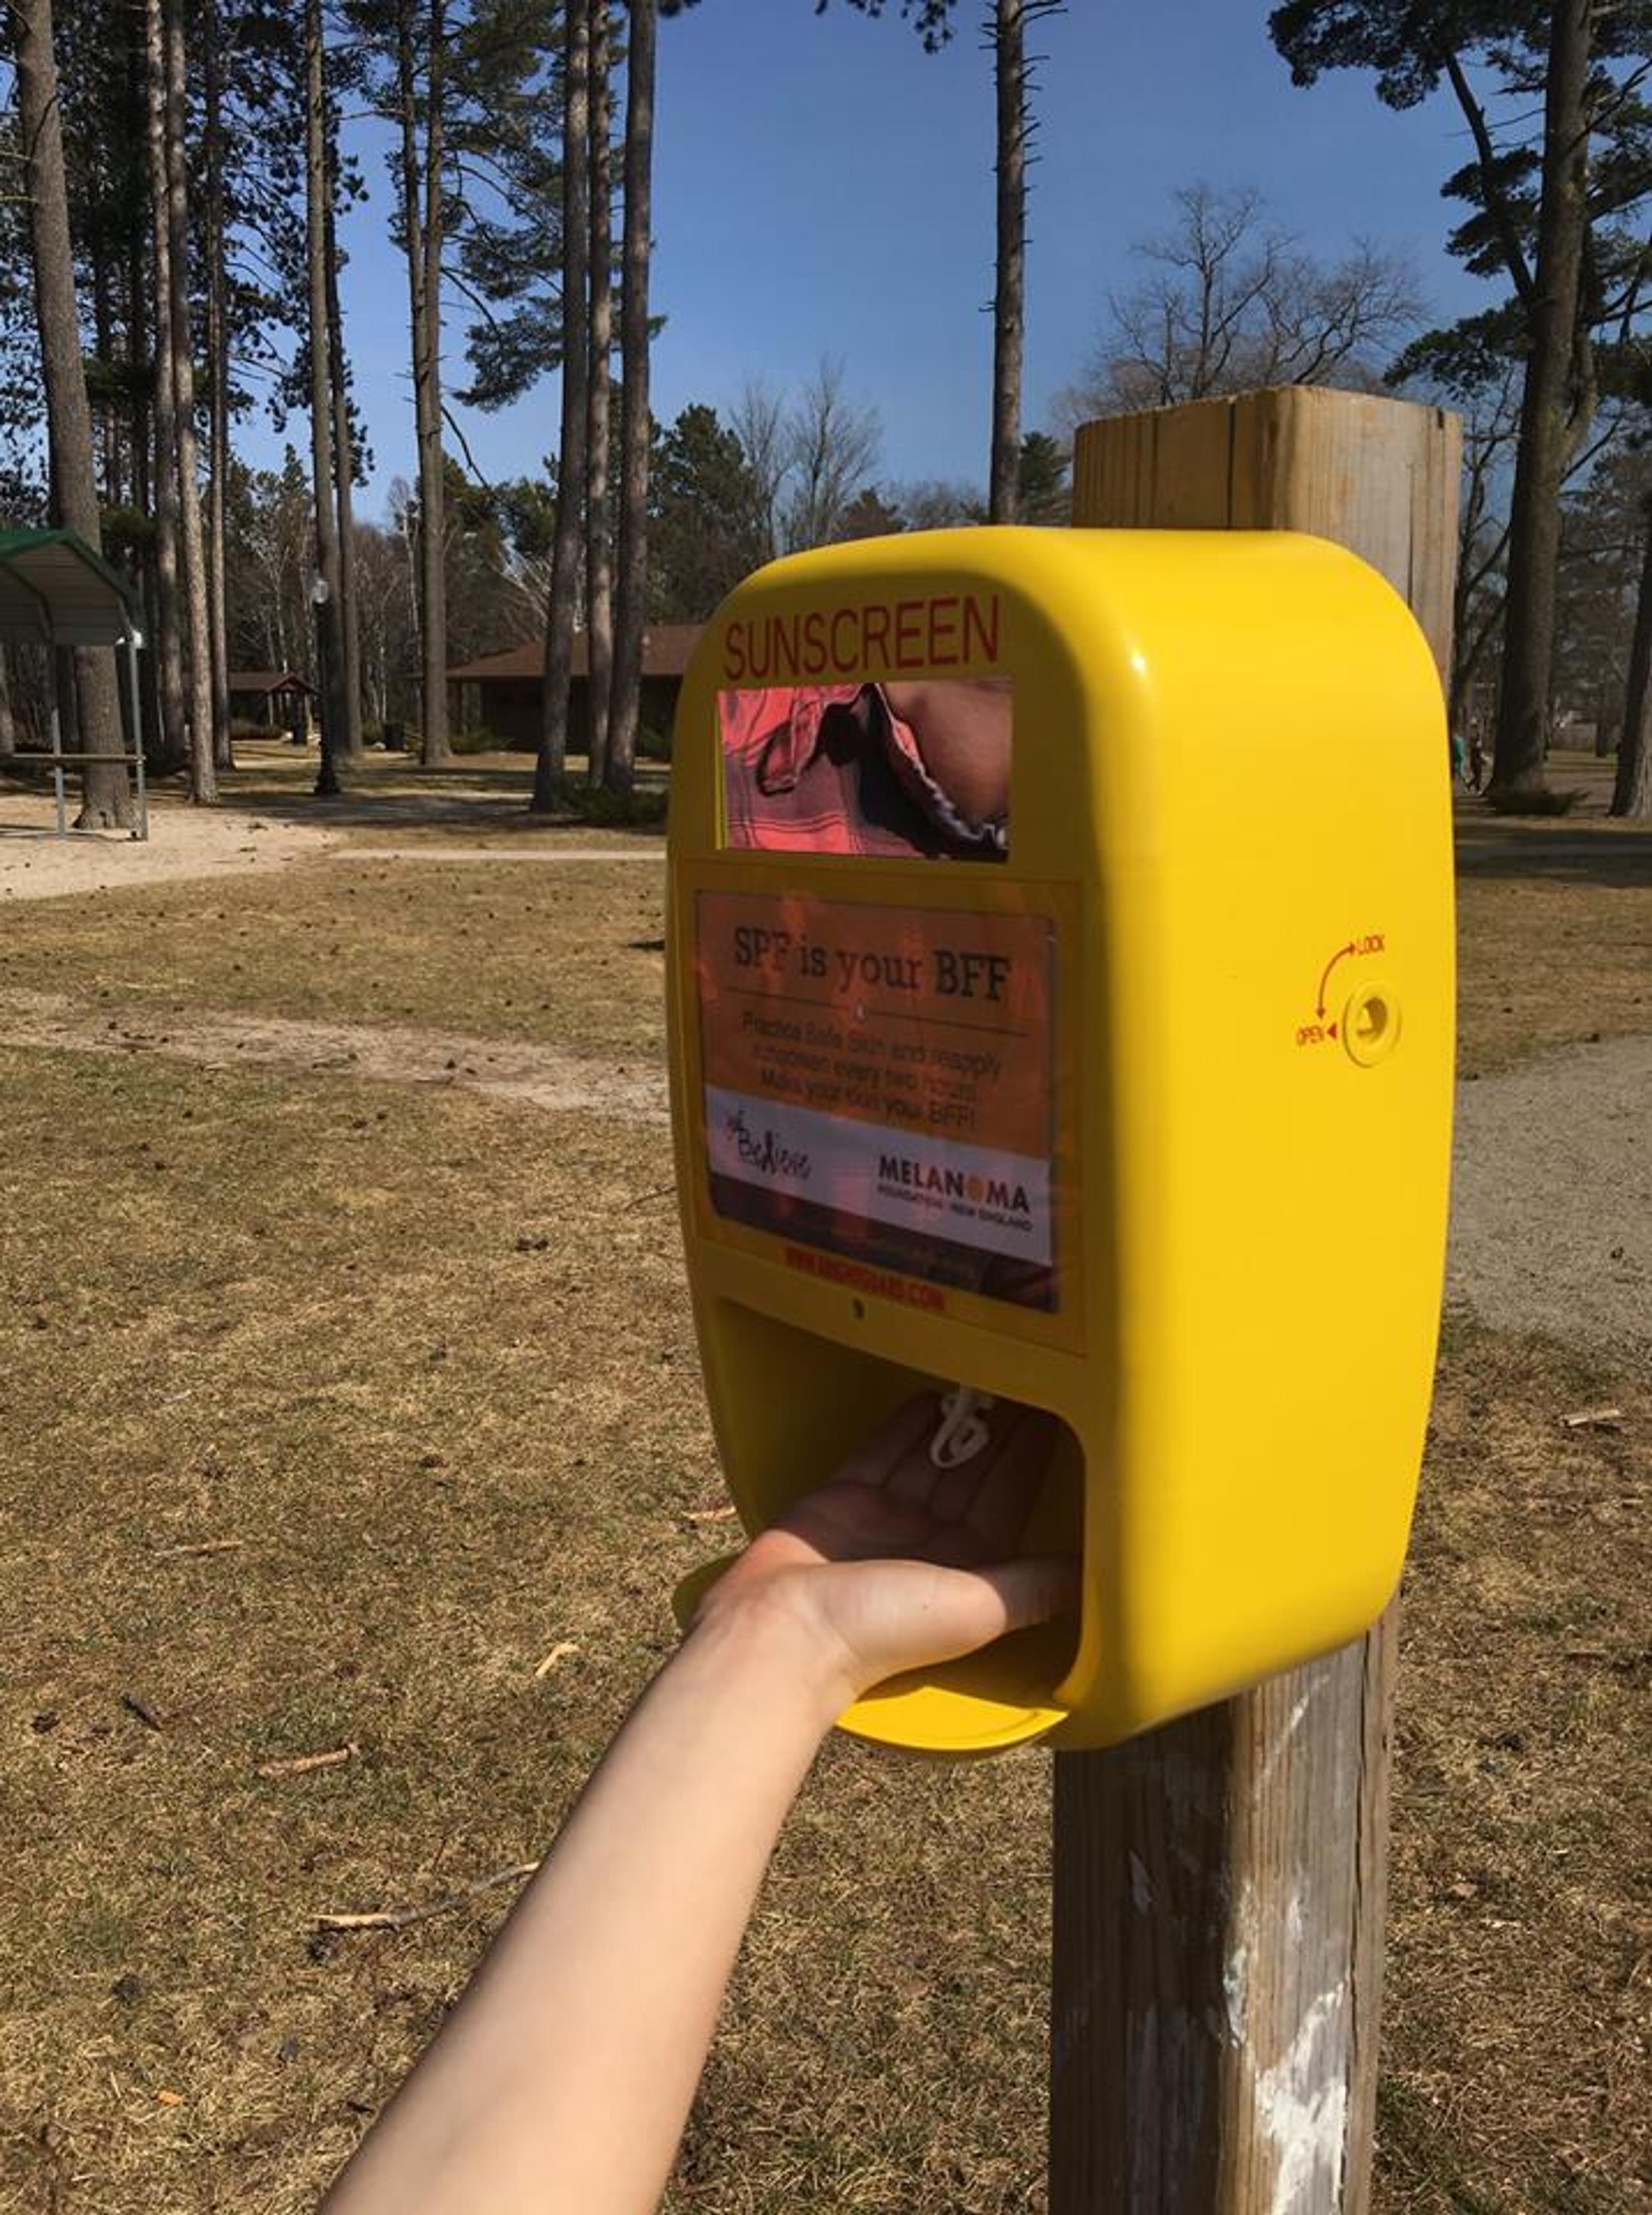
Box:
1054;387;1460;2215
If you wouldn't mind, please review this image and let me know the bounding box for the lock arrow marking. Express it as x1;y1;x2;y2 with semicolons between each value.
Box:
1316;942;1358;1019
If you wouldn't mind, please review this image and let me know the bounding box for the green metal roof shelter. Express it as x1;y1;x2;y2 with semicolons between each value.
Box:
0;527;148;839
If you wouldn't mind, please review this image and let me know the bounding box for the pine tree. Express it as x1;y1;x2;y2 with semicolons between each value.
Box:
824;0;1065;521
585;5;615;786
162;0;218;800
535;0;590;806
609;0;659;795
1271;1;1652;805
302;0;348;775
9;0;132;826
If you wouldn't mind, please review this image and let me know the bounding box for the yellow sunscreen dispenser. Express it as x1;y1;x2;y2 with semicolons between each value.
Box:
667;527;1454;1755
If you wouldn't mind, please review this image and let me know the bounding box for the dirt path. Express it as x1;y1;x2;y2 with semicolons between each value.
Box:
0;810;666;905
1449;1032;1651;1361
4;975;1645;1355
321;846;665;866
0;988;668;1124
0;807;337;901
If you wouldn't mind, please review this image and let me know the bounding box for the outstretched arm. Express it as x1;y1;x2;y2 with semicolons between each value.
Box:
321;1396;1069;2215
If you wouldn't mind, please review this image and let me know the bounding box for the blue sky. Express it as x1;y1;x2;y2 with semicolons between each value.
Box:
272;0;1496;518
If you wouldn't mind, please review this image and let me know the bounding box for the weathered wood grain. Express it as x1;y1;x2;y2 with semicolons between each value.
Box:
1073;386;1461;681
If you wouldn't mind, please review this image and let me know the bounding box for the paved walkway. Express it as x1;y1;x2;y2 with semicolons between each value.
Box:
1449;1032;1651;1361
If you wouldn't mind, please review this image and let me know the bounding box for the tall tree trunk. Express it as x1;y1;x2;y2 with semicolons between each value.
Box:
163;0;218;802
1490;0;1594;805
989;0;1025;524
144;0;188;774
203;0;234;772
131;226;160;770
395;6;429;744
535;0;591;810
91;256;122;506
416;0;450;764
125;36;152;523
396;0;450;766
1612;495;1652;818
325;175;365;756
584;5;615;787
0;651;15;758
303;0;347;766
13;0;131;827
53;646;79;761
608;0;655;798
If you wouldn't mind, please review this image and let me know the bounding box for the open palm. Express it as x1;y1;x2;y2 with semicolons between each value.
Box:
704;1396;1073;1701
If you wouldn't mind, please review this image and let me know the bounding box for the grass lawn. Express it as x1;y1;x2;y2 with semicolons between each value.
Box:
1454;754;1652;1078
0;755;1647;2213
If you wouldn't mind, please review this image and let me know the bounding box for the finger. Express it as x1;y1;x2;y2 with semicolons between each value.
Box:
830;1394;937;1489
912;1519;1001;1570
885;1415;947;1510
963;1407;1061;1557
971;1555;1080;1636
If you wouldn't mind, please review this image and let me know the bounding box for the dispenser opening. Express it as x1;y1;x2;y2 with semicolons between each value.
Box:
682;1300;1083;1755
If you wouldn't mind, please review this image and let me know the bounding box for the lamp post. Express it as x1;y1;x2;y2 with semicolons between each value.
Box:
310;572;341;798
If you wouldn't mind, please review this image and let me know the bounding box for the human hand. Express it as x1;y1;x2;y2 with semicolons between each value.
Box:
693;1395;1075;1713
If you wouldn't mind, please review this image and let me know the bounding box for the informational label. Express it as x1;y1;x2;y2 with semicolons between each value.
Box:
697;890;1057;1312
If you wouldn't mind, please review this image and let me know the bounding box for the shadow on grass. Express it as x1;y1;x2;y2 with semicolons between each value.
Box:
1455;817;1652;889
182;740;671;841
233;789;670;838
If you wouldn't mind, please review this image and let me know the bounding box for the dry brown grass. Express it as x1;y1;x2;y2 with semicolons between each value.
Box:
1383;1319;1650;2214
1456;852;1652;1077
0;769;1647;2213
0;856;669;1062
1455;767;1652;1079
0;1044;1053;2215
185;733;670;847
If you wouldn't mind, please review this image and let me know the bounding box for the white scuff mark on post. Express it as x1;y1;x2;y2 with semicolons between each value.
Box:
1129;1851;1153;1915
1252;1982;1351;2215
1285;1883;1305;1947
1254;1685;1319;1800
1224;1877;1259;2048
1223;1941;1249;2047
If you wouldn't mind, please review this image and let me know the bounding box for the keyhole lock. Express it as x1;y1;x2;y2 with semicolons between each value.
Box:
1343;982;1401;1068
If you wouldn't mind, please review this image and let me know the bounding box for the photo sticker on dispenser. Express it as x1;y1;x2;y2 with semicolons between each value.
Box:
697;890;1057;1311
720;678;1012;862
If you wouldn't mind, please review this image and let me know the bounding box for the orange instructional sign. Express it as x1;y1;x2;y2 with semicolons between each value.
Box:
697;890;1057;1310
